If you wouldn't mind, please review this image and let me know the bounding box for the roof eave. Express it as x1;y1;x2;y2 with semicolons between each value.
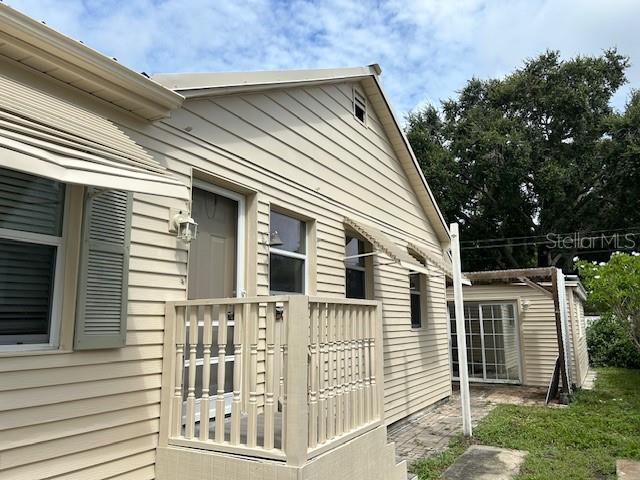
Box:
152;65;381;95
176;74;375;99
0;4;183;120
368;75;451;244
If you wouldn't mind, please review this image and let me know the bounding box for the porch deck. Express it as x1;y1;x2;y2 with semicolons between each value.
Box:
159;295;387;465
191;412;284;449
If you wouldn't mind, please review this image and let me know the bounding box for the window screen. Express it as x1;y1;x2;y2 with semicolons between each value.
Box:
345;235;368;299
408;249;426;328
0;167;65;345
410;273;421;328
269;211;306;294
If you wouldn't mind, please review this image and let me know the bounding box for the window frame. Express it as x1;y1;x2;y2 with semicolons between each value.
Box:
0;182;70;352
409;271;423;329
268;209;309;295
344;231;373;300
408;249;428;329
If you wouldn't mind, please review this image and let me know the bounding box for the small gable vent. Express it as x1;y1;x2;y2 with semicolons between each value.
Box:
353;89;367;124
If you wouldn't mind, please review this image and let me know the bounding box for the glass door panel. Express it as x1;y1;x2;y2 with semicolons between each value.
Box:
449;301;521;383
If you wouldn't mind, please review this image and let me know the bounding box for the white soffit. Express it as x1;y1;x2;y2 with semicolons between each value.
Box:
0;73;189;199
152;65;380;97
344;217;430;275
0;4;183;120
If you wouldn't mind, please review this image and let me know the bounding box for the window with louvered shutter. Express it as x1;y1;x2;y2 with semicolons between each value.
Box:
74;188;132;350
0;167;66;346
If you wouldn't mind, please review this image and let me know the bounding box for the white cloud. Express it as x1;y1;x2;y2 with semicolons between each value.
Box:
8;0;640;115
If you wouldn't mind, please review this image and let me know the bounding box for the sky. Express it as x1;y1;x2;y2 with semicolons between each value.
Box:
9;0;640;117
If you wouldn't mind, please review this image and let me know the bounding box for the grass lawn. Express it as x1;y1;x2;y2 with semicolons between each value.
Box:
413;368;640;479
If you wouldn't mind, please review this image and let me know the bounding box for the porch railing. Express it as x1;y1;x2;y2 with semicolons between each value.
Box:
158;296;384;466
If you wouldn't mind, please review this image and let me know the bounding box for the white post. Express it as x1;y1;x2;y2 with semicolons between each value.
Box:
450;223;472;437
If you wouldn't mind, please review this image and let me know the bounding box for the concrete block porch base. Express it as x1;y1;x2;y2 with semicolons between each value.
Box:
156;425;407;480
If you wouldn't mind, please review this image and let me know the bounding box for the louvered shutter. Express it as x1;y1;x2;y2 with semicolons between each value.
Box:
74;188;132;350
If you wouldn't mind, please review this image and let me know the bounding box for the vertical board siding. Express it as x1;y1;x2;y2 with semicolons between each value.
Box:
0;80;449;477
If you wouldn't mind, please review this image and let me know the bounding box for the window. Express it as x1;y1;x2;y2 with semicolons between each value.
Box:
269;210;306;293
353;89;367;124
345;234;373;299
0;167;66;347
408;249;427;328
410;273;422;328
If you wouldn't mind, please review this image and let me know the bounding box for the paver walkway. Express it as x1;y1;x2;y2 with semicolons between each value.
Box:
617;459;640;479
388;384;548;467
582;369;597;390
442;445;528;480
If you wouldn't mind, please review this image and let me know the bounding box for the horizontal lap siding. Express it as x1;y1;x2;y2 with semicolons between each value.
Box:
446;284;559;387
158;83;450;426
0;190;186;479
378;263;451;424
1;78;448;478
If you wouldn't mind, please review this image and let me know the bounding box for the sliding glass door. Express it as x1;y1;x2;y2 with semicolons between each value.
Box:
449;302;521;383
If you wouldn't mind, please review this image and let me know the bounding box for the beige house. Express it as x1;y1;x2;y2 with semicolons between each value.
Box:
446;268;589;392
0;5;456;480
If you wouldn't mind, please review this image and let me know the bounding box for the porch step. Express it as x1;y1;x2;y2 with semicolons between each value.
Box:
390;460;409;480
383;441;397;462
383;442;409;480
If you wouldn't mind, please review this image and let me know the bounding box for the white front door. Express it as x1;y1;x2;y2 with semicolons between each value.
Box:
184;181;245;422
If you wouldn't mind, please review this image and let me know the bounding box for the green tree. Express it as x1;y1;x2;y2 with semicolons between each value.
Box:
598;90;640;228
577;253;640;355
407;50;632;271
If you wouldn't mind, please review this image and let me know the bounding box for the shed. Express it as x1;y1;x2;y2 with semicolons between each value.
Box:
446;268;589;392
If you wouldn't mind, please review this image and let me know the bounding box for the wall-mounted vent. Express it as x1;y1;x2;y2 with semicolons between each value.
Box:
353;89;367;124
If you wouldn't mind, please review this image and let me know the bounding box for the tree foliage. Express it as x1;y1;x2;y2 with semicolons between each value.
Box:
406;50;636;271
586;316;640;369
576;252;640;354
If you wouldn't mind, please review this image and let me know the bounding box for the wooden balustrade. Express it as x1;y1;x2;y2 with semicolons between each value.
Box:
306;298;382;457
159;295;383;465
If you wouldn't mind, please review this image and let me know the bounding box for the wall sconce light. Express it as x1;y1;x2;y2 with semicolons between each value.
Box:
521;300;530;312
170;211;198;243
259;230;284;247
269;230;283;247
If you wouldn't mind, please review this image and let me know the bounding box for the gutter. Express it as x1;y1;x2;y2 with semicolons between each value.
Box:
0;4;183;119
